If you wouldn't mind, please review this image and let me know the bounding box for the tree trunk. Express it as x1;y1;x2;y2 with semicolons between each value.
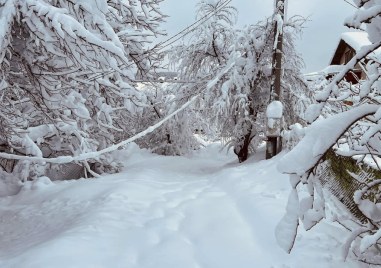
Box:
234;129;253;163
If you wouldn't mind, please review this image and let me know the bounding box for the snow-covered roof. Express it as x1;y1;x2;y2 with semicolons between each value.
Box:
304;65;345;82
321;65;345;74
330;31;380;65
340;32;371;52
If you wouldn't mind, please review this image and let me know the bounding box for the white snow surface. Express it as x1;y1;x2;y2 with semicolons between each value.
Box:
0;143;366;268
266;100;283;118
341;32;372;52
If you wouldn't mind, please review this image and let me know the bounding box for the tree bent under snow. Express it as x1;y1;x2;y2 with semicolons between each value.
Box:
0;0;165;179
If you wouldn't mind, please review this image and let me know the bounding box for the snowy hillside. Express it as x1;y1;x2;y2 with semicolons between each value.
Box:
0;143;366;268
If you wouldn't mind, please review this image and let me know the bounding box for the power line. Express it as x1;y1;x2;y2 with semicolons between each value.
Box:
87;0;232;83
343;0;358;9
134;80;198;84
154;0;232;50
84;0;232;84
0;94;201;164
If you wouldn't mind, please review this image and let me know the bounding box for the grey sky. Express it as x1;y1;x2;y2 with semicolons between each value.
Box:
160;0;355;73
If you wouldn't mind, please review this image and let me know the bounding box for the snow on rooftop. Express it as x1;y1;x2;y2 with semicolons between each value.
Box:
304;65;345;82
321;64;345;74
341;32;371;52
328;31;380;67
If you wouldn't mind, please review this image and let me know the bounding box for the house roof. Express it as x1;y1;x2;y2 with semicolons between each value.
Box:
304;65;345;82
329;31;380;65
341;32;371;52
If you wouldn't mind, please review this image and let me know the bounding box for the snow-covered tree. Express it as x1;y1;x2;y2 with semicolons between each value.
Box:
0;0;165;179
171;0;237;79
171;0;309;162
277;0;381;263
214;16;309;162
147;0;238;156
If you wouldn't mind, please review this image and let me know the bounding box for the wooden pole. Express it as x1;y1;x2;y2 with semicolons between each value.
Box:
266;0;285;160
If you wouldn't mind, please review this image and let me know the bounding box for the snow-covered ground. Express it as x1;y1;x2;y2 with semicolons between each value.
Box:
0;143;368;268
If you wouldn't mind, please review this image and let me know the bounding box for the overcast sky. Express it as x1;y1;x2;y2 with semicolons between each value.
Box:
160;0;356;73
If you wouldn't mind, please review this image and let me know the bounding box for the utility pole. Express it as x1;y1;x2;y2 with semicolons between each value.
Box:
266;0;285;160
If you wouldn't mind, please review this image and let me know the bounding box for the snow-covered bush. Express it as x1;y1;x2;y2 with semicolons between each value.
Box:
0;0;165;179
277;0;381;263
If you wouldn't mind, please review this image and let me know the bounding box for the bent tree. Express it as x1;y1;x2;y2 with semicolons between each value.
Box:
0;0;165;178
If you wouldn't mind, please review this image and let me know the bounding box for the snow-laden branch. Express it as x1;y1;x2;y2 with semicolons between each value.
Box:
0;0;16;63
23;0;129;65
278;104;380;175
0;95;199;164
354;179;381;205
345;4;381;27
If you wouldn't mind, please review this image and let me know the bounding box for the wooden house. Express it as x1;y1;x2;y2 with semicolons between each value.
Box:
328;32;371;84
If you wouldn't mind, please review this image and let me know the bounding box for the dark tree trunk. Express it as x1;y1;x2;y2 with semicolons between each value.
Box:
234;101;256;163
234;130;253;163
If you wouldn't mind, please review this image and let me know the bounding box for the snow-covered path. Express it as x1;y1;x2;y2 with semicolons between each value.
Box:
0;144;366;267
